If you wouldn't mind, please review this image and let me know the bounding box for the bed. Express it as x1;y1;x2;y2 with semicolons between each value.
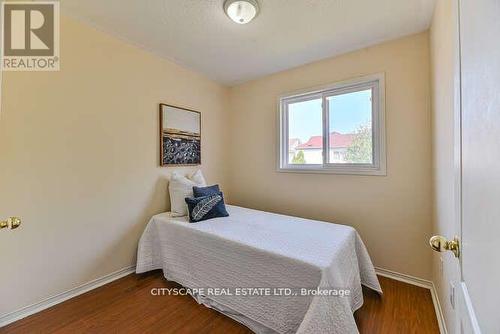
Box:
136;205;382;334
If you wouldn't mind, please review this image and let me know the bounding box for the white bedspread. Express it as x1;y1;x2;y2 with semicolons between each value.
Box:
136;205;381;334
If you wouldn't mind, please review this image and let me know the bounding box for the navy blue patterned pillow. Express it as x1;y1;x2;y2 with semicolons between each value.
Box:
193;184;220;197
185;192;229;223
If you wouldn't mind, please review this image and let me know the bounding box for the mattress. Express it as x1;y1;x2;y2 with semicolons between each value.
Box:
136;205;382;334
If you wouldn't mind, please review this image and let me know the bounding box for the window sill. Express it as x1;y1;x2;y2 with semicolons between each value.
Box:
277;166;387;176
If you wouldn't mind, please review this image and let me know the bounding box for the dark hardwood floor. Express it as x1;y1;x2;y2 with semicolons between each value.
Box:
1;271;439;334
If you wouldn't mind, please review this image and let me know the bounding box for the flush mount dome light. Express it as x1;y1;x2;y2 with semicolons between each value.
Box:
224;0;259;24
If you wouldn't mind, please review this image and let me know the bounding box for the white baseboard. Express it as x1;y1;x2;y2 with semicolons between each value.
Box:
375;267;447;334
0;265;136;328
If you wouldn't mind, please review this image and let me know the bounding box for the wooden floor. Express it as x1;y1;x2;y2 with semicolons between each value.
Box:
1;271;439;334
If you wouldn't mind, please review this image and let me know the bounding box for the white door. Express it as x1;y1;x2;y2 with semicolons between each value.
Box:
431;0;499;332
458;0;499;332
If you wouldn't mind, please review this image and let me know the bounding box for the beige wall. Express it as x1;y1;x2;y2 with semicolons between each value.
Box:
430;0;460;333
0;16;230;316
228;32;433;280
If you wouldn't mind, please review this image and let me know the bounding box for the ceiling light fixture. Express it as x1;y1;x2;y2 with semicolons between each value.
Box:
224;0;259;25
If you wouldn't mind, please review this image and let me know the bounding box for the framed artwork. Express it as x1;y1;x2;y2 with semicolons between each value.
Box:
160;103;201;166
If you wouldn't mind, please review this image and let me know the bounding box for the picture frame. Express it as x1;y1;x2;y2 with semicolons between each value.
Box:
159;103;201;166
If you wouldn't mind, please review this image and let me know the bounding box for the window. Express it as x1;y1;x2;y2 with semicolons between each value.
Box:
279;74;386;175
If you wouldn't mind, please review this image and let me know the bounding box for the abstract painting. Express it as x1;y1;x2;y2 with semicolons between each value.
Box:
160;104;201;166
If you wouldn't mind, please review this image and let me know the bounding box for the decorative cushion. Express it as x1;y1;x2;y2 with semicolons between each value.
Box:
193;184;220;197
189;169;206;185
185;192;229;223
169;170;206;217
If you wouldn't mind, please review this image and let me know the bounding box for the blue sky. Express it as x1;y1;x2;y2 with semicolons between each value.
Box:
288;89;372;142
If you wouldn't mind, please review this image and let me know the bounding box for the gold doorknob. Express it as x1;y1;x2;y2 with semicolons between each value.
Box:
429;235;460;258
9;217;21;229
0;217;21;230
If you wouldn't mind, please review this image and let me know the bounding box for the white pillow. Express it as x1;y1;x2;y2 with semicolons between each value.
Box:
169;170;206;217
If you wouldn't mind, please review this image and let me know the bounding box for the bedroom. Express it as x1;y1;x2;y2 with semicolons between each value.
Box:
0;0;497;333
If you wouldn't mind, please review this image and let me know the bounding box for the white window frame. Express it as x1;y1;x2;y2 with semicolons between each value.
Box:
278;73;386;176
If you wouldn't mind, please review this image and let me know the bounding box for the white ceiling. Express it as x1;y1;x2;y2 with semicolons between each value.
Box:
61;0;436;86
